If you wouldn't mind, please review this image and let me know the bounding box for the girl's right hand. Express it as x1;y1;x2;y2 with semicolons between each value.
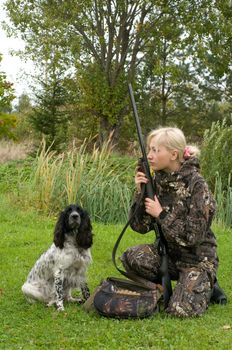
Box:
135;171;148;193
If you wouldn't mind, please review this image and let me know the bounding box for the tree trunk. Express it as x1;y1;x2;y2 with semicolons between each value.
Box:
98;112;124;148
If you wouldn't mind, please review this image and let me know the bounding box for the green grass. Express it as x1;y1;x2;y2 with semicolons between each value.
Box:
0;194;232;350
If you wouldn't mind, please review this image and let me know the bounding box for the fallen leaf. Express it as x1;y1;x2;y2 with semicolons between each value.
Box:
223;325;231;330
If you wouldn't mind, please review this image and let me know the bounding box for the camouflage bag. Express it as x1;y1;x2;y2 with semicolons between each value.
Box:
93;276;162;319
91;189;163;319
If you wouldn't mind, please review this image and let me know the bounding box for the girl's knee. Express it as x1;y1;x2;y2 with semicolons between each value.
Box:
121;244;160;280
166;299;207;318
166;269;211;318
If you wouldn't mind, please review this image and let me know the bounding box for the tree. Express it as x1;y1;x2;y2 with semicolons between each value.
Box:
137;6;199;133
30;67;74;150
13;93;33;139
5;0;232;146
5;0;161;145
16;93;32;114
137;0;232;138
0;54;15;113
0;53;16;138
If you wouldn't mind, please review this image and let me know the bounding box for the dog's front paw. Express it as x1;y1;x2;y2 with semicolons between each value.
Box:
76;298;85;305
56;301;64;311
47;300;55;307
57;305;65;312
67;296;84;304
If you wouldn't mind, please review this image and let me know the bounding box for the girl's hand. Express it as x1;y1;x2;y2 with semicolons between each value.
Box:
145;196;163;218
135;171;148;193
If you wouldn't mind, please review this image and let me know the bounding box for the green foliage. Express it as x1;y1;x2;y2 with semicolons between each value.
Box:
137;1;232;138
0;54;17;139
30;70;73;150
0;193;231;350
0;54;15;113
77;63;129;144
13;94;34;140
5;1;232;146
16;93;32;113
201;119;232;191
0;156;33;192
0;112;17;139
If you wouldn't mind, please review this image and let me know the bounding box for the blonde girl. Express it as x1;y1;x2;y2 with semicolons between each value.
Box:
121;127;226;317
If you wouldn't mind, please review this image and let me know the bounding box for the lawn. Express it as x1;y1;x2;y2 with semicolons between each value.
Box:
0;193;232;350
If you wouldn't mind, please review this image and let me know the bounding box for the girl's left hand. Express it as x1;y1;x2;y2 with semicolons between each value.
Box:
145;196;163;218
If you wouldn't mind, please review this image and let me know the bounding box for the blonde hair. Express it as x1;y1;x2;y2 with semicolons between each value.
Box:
147;127;200;161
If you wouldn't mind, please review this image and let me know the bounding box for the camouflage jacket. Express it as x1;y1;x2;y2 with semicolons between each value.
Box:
129;157;218;270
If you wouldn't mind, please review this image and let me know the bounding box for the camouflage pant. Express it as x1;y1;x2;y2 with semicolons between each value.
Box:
121;243;216;318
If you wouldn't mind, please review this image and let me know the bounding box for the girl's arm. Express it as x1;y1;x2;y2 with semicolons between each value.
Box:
157;179;216;247
129;168;154;233
129;191;155;234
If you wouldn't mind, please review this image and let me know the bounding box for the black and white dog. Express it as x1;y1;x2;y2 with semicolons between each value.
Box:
22;204;93;311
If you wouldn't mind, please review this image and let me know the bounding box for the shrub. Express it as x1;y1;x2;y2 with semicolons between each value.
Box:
0;113;17;139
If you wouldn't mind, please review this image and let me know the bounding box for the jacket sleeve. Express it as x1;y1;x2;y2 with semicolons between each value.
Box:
157;180;216;247
129;190;154;234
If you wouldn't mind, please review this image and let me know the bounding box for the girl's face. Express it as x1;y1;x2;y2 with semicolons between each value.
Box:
147;137;180;172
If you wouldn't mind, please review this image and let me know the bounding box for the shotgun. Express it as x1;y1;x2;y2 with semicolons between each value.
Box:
128;83;172;309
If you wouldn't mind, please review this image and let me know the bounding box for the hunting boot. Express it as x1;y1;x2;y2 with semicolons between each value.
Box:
210;279;227;305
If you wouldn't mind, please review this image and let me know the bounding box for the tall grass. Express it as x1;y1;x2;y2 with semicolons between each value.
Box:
201;119;232;191
19;138;136;223
33;140;64;210
2;137;232;228
64;142;87;204
214;173;232;228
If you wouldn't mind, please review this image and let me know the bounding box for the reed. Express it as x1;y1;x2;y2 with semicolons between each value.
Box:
201;119;232;191
64;141;87;205
1;138;232;228
33;139;64;212
25;138;135;222
214;173;232;228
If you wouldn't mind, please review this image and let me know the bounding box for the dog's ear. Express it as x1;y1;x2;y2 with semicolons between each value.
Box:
77;210;93;249
53;210;66;249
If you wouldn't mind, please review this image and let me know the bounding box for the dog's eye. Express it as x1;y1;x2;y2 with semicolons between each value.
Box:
67;207;75;215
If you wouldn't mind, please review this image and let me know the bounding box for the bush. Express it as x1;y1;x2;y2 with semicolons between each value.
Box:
0;113;17;139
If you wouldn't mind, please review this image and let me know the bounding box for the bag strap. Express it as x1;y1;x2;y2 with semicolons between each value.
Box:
112;186;159;291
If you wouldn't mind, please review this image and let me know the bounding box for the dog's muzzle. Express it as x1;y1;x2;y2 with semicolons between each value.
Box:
69;211;81;228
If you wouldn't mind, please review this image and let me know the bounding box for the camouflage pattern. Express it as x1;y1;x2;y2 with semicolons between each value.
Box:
121;157;218;317
93;278;162;318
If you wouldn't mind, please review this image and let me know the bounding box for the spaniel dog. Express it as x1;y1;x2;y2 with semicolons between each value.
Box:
22;204;93;311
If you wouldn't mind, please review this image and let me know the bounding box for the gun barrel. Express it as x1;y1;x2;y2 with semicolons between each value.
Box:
128;84;154;199
128;84;147;161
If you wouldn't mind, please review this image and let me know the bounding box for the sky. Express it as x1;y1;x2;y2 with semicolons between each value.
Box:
0;0;34;99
